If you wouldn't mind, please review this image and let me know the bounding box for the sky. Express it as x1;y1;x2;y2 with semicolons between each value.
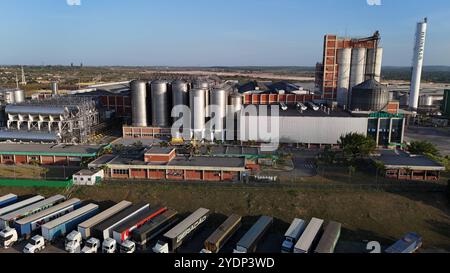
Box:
0;0;449;66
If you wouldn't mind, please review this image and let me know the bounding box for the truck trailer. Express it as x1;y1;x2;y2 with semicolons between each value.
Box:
203;214;242;253
385;232;423;253
131;209;178;250
14;198;81;237
78;200;132;240
112;207;167;244
281;218;306;253
233;216;273;253
294;217;324;253
0;195;45;217
0;195;66;229
153;208;210;253
91;203;149;240
0;194;18;208
314;221;341;253
41;204;99;242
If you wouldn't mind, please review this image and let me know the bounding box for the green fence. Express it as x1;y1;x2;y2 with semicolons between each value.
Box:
0;179;73;188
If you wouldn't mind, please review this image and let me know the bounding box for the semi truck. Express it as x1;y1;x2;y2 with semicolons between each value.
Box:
233;216;273;253
65;230;82;253
41;204;99;242
202;214;241;253
281;218;306;253
314;221;341;253
0;195;45;217
112;207;167;244
0;195;66;229
91;203;149;241
153;208;210;253
0;194;18;208
131;209;178;250
385;232;423;253
294;217;324;253
78;200;132;240
14;198;81;238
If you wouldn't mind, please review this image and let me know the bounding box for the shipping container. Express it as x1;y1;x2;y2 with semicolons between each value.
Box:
234;216;273;253
294;217;324;253
14;199;81;237
0;196;45;217
113;207;167;243
131;209;178;249
314;221;341;253
91;203;149;240
0;195;66;229
160;208;210;252
204;214;242;253
385;232;423;253
0;194;18;208
41;204;99;242
78;201;132;240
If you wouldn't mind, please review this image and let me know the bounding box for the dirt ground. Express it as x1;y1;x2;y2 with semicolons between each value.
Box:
1;182;449;252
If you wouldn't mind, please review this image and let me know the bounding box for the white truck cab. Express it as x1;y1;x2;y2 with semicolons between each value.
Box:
23;235;45;253
65;231;82;253
102;238;117;253
0;227;18;249
200;249;212;253
81;238;101;253
233;246;247;254
119;240;136;253
152;240;169;253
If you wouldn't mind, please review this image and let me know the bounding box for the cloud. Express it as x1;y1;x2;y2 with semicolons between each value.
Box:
66;0;81;6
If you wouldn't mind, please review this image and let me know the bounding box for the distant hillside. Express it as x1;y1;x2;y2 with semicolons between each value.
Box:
382;66;450;83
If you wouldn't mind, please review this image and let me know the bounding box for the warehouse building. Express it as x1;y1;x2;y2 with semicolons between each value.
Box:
239;106;405;147
95;146;246;182
0;143;107;166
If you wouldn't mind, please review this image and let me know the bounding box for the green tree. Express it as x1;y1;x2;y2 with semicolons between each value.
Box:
408;141;439;156
338;133;377;162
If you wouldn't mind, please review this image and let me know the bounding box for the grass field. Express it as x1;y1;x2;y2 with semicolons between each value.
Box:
0;182;449;252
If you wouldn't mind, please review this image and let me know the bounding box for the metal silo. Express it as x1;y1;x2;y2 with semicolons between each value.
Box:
189;88;206;140
209;88;228;141
14;90;25;103
227;93;243;141
419;95;434;107
171;80;189;111
337;48;352;107
193;80;210;114
349;48;367;107
51;82;58;95
151;80;170;128
350;79;389;112
131;80;148;127
365;48;383;82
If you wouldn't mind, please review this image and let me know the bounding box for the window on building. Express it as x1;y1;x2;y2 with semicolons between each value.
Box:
113;169;129;175
2;155;13;160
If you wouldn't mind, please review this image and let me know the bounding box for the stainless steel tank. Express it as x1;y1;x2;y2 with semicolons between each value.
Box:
209;88;228;141
150;80;170;128
189;88;206;140
349;48;367;107
51;82;58;95
193;80;210;114
13;90;25;103
171;80;189;112
227;93;243;141
131;80;148;127
419;95;434;107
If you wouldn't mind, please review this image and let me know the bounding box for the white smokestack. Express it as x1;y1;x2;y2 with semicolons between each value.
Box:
409;18;428;111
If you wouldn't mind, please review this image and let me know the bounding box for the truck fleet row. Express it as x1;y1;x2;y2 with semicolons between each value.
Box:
0;193;423;254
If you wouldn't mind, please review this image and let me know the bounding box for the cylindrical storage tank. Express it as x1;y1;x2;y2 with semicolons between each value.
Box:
193;80;210;113
190;89;206;140
389;92;395;102
400;94;410;107
150;80;170;128
419;95;434;107
5;91;15;104
410;18;428;111
336;48;352;107
131;80;148;127
365;48;383;82
349;48;367;107
350;79;389;112
227;93;243;141
14;90;25;104
171;80;189;112
51;82;58;95
209;89;228;141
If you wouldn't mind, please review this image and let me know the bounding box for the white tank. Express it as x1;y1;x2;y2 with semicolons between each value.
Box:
209;89;228;141
190;89;206;140
349;48;367;107
14;90;25;103
337;48;352;107
131;80;148;127
365;48;383;82
409;18;428;111
419;95;434;107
